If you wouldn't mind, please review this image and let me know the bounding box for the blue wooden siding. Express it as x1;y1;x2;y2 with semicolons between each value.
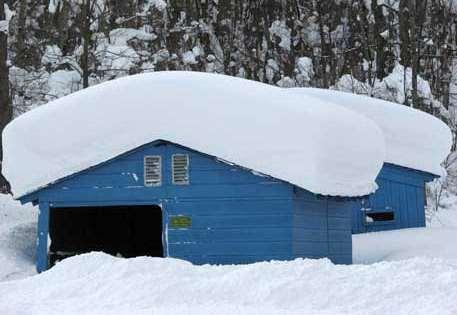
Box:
36;202;50;272
25;141;354;271
293;189;352;264
352;163;436;234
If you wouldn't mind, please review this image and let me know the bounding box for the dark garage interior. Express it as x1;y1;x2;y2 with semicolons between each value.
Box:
49;205;163;265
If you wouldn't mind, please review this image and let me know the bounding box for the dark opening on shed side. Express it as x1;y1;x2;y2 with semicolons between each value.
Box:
365;211;395;222
49;205;163;265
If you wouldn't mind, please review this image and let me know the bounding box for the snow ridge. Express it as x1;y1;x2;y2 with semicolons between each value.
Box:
0;252;456;315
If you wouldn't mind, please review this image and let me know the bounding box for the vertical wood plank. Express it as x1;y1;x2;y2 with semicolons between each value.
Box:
37;202;50;273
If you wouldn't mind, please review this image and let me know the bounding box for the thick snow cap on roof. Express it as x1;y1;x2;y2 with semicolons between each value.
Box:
3;72;385;198
290;88;452;176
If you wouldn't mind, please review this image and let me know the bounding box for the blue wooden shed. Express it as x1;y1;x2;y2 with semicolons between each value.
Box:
290;88;452;235
19;140;354;272
5;72;386;273
352;163;437;233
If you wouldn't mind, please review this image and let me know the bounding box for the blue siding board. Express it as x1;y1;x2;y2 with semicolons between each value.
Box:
386;181;400;230
36;202;50;273
292;241;330;256
20;141;355;271
406;185;417;227
40;185;291;203
293;214;327;230
172;214;294;229
399;183;409;229
168;242;292;257
328;242;352;255
328;230;351;242
416;187;426;227
351;201;365;233
294;200;328;215
169;199;293;215
169;228;293;243
328;217;351;230
292;229;328;242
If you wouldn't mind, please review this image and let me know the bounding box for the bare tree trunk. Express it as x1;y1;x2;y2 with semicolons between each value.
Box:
14;0;27;68
0;0;12;193
372;1;387;79
81;0;90;88
317;2;328;88
399;0;411;68
409;0;419;108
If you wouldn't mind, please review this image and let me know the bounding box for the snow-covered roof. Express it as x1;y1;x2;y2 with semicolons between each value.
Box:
3;72;385;198
290;88;452;176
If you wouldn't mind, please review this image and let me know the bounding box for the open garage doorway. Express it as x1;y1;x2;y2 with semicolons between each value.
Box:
49;205;164;265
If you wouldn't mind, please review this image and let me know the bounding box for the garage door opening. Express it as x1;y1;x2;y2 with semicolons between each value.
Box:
49;205;163;265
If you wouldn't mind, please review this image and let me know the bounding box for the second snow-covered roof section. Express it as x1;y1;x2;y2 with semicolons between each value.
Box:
290;88;452;176
3;72;385;198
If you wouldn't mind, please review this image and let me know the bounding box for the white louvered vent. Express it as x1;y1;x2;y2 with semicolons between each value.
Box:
144;156;162;186
172;154;189;185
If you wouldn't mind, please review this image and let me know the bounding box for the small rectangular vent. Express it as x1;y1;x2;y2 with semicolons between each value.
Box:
172;154;189;185
144;156;162;186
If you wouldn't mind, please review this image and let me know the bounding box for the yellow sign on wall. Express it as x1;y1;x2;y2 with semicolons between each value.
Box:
170;215;192;229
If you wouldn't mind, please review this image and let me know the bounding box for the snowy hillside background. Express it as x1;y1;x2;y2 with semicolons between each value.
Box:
3;0;457;213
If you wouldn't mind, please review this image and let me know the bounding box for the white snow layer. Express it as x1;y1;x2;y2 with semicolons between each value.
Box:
3;72;385;198
0;4;13;34
290;88;452;175
48;0;59;14
145;0;167;11
1;252;457;315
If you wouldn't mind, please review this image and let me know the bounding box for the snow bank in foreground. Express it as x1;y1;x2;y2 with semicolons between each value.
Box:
0;194;37;281
3;72;385;198
0;252;456;315
290;88;452;175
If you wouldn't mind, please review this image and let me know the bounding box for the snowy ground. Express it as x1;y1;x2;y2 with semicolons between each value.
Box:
353;227;457;263
2;253;457;315
0;194;456;315
0;195;37;281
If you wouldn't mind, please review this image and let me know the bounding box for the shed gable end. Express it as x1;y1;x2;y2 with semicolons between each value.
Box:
34;141;290;203
32;141;302;268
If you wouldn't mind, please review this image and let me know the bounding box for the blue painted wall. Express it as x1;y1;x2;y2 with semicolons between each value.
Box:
21;141;354;272
352;163;436;234
293;189;352;264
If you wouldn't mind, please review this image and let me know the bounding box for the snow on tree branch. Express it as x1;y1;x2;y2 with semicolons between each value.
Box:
0;4;13;34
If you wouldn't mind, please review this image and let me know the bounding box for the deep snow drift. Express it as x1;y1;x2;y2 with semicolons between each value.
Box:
353;227;457;264
3;72;385;198
290;88;452;175
1;253;456;315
